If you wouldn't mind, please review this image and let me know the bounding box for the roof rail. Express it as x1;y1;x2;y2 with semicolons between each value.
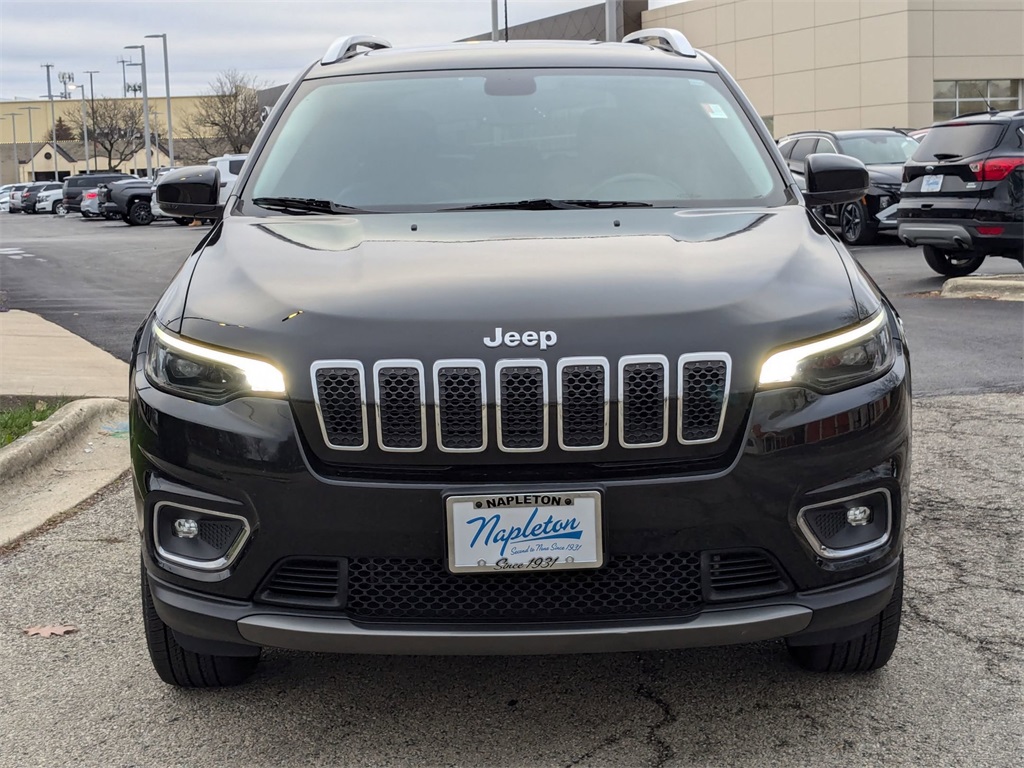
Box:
621;28;696;58
321;35;392;66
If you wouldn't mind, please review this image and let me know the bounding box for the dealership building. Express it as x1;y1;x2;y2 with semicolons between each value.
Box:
641;0;1024;136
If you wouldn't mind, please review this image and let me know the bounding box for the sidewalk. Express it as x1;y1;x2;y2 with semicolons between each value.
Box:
0;310;128;398
0;310;130;547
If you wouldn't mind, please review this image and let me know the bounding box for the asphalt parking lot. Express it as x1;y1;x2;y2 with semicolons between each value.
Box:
0;212;1022;767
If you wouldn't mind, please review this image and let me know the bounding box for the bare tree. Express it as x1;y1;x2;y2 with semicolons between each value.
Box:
63;98;163;171
179;70;267;159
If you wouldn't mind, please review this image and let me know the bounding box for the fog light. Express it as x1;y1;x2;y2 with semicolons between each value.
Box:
797;489;893;560
173;518;199;538
846;506;872;527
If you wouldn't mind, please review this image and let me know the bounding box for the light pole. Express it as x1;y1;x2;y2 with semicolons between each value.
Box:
117;56;131;97
84;70;99;171
145;34;173;166
3;114;20;182
73;84;90;173
21;106;40;181
41;63;59;180
124;45;152;179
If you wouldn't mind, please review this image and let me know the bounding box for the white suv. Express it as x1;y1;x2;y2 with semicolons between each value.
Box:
207;154;248;204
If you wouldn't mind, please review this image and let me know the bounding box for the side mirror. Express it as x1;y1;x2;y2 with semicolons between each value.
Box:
155;166;225;221
803;153;869;207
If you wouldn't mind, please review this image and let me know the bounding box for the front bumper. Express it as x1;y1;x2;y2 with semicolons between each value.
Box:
132;329;910;655
148;558;900;654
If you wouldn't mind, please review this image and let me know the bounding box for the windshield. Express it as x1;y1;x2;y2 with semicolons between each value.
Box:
247;69;785;212
839;135;918;165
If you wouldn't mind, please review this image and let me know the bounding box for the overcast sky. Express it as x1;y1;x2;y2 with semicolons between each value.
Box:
0;1;685;101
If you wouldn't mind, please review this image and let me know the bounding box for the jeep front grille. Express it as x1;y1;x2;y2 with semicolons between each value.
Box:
496;361;547;452
374;361;426;452
434;362;486;452
312;354;730;454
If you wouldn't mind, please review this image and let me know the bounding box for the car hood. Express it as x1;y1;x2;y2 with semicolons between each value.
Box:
169;206;871;404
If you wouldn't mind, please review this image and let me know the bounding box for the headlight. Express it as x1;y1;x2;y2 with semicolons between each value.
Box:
758;312;894;393
145;323;286;403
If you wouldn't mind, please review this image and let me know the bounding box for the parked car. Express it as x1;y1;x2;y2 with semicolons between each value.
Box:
140;30;910;688
35;186;66;214
899;110;1024;276
8;183;32;213
21;182;62;214
0;184;14;213
207;153;248;204
80;188;102;218
778;129;919;245
99;177;158;225
62;172;134;214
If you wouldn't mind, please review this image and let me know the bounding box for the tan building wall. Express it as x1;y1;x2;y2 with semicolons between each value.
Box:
643;0;1024;136
0;94;207;145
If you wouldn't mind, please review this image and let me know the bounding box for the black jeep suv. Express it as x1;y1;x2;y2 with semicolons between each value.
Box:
779;129;918;245
137;30;909;687
899;110;1024;276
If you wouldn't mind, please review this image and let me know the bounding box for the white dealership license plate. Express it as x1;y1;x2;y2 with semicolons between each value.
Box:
920;174;943;193
446;490;603;574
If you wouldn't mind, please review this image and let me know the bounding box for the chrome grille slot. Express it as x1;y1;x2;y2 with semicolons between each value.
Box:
434;361;486;452
312;362;367;450
374;360;426;452
557;358;609;450
679;354;731;444
619;356;668;448
497;360;548;452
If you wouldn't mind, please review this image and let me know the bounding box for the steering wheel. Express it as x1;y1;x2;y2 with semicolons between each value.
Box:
588;173;684;198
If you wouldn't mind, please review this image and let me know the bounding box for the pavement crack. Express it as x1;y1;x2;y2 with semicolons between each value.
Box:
635;655;677;767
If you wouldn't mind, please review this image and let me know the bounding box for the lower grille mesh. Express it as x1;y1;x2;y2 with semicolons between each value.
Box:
346;553;703;621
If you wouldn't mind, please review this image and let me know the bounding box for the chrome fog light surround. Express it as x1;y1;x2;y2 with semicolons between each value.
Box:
153;501;251;571
797;488;892;560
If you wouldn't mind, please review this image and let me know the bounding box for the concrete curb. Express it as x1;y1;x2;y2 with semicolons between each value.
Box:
941;274;1024;301
0;398;125;483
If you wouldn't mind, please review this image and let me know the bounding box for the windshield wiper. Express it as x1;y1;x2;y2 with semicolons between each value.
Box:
442;198;654;211
931;153;962;161
251;197;368;215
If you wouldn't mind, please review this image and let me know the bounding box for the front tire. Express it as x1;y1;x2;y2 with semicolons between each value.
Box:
839;200;879;246
787;557;903;672
923;245;986;277
141;563;260;688
127;199;153;226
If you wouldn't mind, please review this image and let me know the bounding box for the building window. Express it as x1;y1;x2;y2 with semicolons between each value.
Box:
933;80;1022;122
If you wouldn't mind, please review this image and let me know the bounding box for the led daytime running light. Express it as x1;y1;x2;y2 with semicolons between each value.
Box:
759;312;887;386
152;324;286;394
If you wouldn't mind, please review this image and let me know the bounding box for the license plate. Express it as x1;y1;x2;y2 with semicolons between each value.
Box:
921;174;943;193
446;490;603;574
